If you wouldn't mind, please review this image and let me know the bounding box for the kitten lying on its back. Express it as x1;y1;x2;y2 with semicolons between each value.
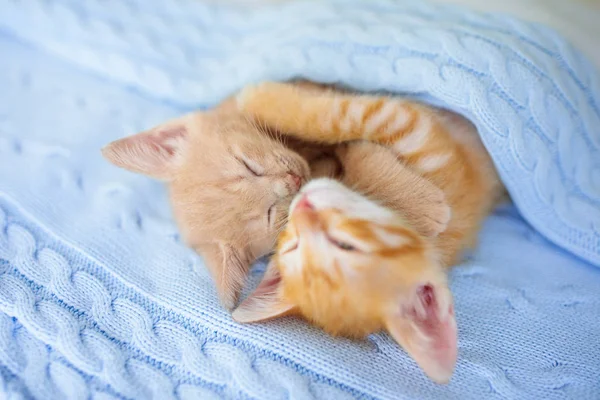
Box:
102;96;449;309
235;178;457;383
233;81;504;383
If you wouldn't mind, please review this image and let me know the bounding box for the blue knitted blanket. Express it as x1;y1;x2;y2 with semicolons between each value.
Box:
0;0;599;399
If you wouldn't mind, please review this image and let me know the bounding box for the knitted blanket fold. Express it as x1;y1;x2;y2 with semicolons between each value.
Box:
0;1;599;399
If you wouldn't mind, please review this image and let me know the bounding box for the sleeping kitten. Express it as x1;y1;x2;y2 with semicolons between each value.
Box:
102;98;450;309
102;100;310;309
233;178;457;383
232;81;504;382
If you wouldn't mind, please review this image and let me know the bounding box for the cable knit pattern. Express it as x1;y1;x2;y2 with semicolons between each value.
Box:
0;0;599;398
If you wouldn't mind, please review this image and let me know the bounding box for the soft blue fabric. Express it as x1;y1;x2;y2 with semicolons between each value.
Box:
0;0;599;399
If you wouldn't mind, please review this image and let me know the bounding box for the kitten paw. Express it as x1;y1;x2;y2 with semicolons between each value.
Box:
336;141;452;238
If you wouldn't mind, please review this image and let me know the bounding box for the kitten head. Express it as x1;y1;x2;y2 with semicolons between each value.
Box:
102;109;310;309
233;178;457;383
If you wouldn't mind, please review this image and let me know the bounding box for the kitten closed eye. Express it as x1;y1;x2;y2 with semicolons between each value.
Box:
237;156;263;176
327;235;358;252
267;204;276;226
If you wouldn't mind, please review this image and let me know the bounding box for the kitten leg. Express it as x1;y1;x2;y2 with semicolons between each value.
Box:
236;81;442;148
337;141;451;238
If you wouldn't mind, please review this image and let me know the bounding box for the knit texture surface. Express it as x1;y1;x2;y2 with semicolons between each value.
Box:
0;0;599;399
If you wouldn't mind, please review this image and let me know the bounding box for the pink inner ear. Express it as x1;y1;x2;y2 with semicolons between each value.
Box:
251;274;282;298
387;283;458;383
232;264;294;323
408;285;456;355
102;124;188;179
151;127;187;156
236;272;282;312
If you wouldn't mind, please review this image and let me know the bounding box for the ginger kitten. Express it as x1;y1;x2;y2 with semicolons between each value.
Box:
234;178;458;383
233;81;504;382
102;100;310;309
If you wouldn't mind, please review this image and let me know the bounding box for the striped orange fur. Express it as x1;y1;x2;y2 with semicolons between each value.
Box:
236;81;504;266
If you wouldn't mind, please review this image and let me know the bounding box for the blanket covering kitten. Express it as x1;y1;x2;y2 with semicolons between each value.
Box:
232;81;504;383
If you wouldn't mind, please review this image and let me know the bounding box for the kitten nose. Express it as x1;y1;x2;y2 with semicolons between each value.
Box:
287;173;303;191
294;195;314;212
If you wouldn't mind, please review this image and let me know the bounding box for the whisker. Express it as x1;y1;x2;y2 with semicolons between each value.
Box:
241;215;290;249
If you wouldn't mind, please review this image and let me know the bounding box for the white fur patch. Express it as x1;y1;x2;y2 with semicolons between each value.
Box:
393;118;431;155
274;180;290;197
301;178;397;224
347;102;366;129
364;101;397;137
383;105;413;136
337;100;367;135
372;227;412;248
416;153;451;172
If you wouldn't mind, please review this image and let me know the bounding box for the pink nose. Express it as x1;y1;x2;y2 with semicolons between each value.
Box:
287;173;303;191
294;195;314;212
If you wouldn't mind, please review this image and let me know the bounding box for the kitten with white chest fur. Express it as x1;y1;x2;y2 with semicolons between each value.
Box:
232;81;504;383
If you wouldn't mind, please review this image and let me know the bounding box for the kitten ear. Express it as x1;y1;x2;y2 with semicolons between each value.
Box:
232;261;296;323
102;119;189;180
384;283;458;384
197;243;251;311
